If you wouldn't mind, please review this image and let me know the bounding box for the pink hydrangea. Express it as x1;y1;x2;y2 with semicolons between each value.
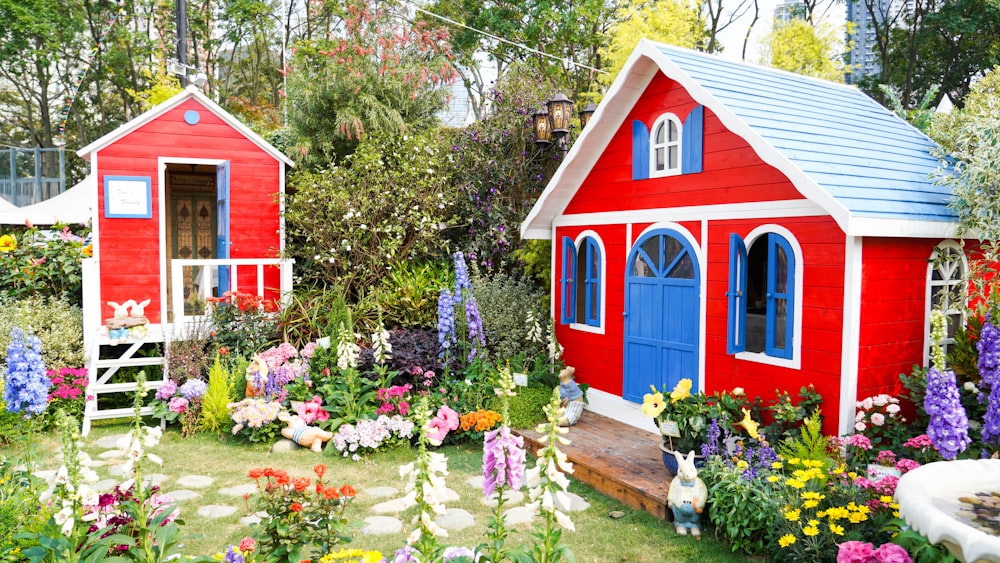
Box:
895;458;920;474
168;396;189;414
837;540;875;563
874;450;897;465
904;434;934;449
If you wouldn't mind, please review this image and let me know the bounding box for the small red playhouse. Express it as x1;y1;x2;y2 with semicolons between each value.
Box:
76;86;294;433
522;41;965;436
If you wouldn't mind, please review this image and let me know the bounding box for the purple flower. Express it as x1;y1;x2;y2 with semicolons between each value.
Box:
465;295;486;361
390;546;420;563
436;287;455;357
982;384;1000;446
924;367;970;460
978;317;1000;388
4;328;50;415
178;379;207;401
453;251;471;302
221;546;245;563
482;426;526;497
155;380;178;400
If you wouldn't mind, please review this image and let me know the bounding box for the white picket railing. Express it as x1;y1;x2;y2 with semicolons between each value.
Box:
169;257;294;329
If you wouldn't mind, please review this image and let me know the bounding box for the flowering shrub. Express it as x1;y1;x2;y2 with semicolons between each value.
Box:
0;294;85;370
4;326;50;416
836;540;913;563
45;366;87;424
246;342;314;402
0;223;90;304
377;384;413;417
853;394;908;453
228;398;284;443
332;415;415;460
207;290;280;357
247;464;358;563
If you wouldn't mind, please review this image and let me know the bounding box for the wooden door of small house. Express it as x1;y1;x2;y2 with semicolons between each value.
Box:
623;229;700;402
169;172;217;316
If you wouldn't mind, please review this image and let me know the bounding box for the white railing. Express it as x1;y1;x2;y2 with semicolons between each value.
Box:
170;257;294;329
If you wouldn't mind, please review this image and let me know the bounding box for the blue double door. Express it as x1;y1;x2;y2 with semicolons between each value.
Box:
623;229;700;402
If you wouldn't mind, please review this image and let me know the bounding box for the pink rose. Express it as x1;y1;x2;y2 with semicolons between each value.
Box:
856;421;867;432
837;540;875;563
239;537;257;552
873;543;912;563
871;413;885;426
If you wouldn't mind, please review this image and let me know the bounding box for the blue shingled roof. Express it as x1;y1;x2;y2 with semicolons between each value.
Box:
654;43;955;224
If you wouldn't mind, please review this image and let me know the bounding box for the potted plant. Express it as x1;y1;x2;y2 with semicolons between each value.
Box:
642;378;713;474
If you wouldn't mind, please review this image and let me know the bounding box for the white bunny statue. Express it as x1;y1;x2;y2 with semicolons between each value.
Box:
107;300;136;320
667;450;708;538
129;299;151;318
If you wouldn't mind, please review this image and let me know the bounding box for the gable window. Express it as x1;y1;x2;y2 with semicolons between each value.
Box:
560;235;603;329
650;114;682;177
727;231;798;361
925;241;967;364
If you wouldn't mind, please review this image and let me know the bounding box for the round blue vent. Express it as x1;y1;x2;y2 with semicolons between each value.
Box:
184;110;200;125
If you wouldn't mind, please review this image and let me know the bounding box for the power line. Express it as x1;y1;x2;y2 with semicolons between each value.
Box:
405;3;606;74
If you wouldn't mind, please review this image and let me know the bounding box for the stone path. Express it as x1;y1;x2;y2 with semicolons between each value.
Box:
36;432;594;540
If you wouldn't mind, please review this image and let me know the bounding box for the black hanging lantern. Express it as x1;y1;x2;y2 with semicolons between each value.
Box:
533;105;551;145
546;93;574;137
579;101;597;130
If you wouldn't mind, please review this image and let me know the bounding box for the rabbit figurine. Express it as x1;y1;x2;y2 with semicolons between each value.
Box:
129;299;151;318
107;300;136;320
667;450;708;538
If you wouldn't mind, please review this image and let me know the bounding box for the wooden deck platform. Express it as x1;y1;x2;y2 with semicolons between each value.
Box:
515;410;674;520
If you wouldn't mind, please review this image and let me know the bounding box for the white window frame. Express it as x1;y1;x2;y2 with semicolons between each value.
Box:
649;113;682;178
924;240;967;366
569;230;606;334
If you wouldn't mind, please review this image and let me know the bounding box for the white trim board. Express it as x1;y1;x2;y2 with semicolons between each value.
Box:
550;199;826;232
839;236;863;436
584;388;658;435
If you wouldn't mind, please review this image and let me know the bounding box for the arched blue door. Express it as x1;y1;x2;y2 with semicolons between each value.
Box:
623;229;700;402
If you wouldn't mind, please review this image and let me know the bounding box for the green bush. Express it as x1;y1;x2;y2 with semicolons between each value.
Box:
0;224;90;305
0;295;84;370
374;258;453;330
701;457;782;554
200;355;234;434
489;385;552;429
0;458;47;558
471;272;548;364
279;287;353;347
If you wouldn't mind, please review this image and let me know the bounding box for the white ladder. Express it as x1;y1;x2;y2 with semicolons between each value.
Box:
82;325;169;436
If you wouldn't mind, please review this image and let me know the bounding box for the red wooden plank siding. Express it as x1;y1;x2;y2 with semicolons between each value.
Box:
96;98;283;323
563;73;805;216
857;238;939;401
706;217;845;436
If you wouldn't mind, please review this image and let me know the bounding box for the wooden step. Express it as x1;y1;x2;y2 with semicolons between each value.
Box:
515;410;673;520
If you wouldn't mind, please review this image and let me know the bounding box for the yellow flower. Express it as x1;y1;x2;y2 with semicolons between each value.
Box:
786;478;805;489
736;460;749;471
0;234;15;252
848;471;858;479
361;552;383;563
829;523;845;536
800;491;824;501
738;408;760;439
784;508;801;521
848;511;868;524
880;495;894;504
771;461;784;469
803;525;819;537
767;475;781;483
803;499;819;509
82;243;93;257
779;534;797;547
807;519;819;527
642;389;666;418
788;457;802;466
670;378;692;402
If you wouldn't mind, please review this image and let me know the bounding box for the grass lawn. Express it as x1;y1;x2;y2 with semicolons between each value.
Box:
5;420;754;562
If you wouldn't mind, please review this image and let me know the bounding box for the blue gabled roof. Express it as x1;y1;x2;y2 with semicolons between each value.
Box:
654;43;953;225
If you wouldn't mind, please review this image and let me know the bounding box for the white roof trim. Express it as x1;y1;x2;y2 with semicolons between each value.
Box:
77;86;294;168
847;216;958;238
521;40;855;239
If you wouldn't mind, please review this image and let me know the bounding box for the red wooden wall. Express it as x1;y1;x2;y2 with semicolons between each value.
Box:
96;98;283;323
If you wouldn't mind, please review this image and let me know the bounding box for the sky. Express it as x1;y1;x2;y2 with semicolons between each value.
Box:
716;0;848;63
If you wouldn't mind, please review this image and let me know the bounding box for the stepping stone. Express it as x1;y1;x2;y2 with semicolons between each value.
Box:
198;504;237;518
144;473;169;488
361;515;404;535
94;434;130;449
219;484;258;497
176;475;214;489
270;439;300;453
554;492;590;513
162;489;200;502
365;486;399;498
99;450;123;460
466;476;485;490
94;479;118;493
441;487;460;503
481;490;525;507
83;460;107;468
435;508;475;531
240;512;267;527
372;494;417;514
503;505;536;526
108;464;132;478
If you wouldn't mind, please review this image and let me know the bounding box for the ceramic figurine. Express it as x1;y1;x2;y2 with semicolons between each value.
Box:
107;300;136;319
129;299;151;318
558;366;585;425
667;450;708;538
277;412;333;453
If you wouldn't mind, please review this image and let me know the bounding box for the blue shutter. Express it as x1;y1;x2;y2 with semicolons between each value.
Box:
632;120;650;180
727;233;747;353
561;237;576;324
216;161;231;294
682;105;704;174
765;234;795;359
585;238;601;327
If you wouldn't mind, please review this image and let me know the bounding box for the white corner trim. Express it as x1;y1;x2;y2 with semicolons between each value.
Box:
584;388;658;434
839;235;863;436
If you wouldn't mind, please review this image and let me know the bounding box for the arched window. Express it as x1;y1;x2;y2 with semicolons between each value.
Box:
650;114;682;177
727;230;798;361
560;234;604;328
925;241;967;364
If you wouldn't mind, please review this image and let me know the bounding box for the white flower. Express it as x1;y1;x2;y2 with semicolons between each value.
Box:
855;421;867;432
871;413;885;426
732;387;745;396
554;508;576;531
147;453;164;466
873;394;889;407
54;506;74;536
861;397;874;410
886;403;901;414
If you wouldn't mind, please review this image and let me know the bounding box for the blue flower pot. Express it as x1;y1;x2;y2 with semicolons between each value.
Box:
660;442;705;475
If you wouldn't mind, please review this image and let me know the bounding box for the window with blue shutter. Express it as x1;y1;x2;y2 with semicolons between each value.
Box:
561;237;576;324
634;106;705;180
727;231;796;360
682;105;703;174
581;237;601;327
632;121;650;180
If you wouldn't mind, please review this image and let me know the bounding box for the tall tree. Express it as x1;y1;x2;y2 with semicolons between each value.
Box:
759;18;848;81
700;0;753;54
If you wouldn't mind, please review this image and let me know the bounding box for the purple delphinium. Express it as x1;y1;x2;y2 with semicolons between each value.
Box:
436;287;455;358
453;251;471;303
4;327;50;415
465;294;486;361
979;317;1000;388
924;367;971;460
701;418;722;458
983;384;1000;446
178;379;207;401
482;426;527;497
155;380;178;400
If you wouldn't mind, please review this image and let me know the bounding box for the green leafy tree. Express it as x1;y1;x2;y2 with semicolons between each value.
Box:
759;18;848;82
599;0;706;88
285;0;458;166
